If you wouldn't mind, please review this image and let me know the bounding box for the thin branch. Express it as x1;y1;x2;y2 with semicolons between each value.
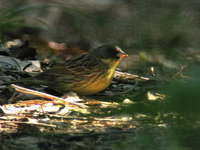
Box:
10;84;87;108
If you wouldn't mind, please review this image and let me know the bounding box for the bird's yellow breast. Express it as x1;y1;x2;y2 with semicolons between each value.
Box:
73;59;120;95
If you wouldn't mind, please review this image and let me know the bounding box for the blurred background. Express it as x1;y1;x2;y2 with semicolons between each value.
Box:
1;0;200;55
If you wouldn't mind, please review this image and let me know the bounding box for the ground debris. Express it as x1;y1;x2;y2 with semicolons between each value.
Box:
0;84;87;116
0;55;42;73
0;44;149;135
114;70;150;83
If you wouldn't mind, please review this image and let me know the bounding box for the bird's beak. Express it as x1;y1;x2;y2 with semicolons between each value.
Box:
115;47;128;59
117;51;128;59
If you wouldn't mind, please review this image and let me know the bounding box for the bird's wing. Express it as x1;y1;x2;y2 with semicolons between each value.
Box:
36;54;106;89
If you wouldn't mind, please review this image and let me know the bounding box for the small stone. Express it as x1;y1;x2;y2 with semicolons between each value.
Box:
123;98;133;104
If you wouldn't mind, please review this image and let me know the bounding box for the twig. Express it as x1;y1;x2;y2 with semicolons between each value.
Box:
10;84;86;108
0;120;56;127
114;71;150;83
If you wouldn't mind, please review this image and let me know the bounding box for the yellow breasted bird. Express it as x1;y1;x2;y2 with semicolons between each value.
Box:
21;44;128;95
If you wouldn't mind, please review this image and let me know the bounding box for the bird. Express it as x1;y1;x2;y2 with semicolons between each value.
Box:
19;44;128;95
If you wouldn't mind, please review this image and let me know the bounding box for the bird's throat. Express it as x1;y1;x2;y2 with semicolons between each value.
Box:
101;58;120;78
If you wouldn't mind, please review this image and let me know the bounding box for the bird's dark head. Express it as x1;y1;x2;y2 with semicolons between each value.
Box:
90;44;128;79
91;44;128;64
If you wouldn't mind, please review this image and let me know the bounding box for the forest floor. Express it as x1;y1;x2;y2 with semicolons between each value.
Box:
0;39;200;150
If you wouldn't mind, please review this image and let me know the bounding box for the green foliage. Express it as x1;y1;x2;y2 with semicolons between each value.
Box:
164;66;200;117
